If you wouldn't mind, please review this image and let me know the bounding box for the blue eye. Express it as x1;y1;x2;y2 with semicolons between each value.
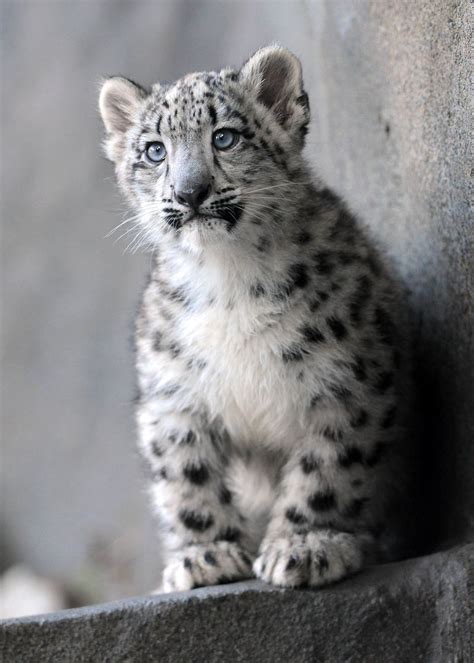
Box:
212;129;239;150
145;142;166;163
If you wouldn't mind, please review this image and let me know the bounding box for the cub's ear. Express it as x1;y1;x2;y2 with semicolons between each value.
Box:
98;76;147;161
239;45;309;144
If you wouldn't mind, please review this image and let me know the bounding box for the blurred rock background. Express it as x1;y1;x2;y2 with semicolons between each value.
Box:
1;0;471;615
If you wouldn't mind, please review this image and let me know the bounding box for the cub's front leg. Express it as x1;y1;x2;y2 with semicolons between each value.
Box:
254;436;380;588
137;404;253;592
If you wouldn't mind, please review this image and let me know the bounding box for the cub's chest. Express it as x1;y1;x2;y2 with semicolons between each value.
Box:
177;298;289;370
175;300;308;445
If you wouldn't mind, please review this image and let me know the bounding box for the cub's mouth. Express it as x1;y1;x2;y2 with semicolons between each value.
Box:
183;213;216;225
177;204;243;232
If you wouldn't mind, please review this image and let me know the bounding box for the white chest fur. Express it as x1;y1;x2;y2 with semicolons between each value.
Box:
176;295;310;450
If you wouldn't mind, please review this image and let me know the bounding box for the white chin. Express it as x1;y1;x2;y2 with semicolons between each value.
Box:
180;219;229;254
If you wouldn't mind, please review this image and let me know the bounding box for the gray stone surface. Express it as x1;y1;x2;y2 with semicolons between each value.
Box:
307;0;473;549
1;0;472;607
1;544;473;662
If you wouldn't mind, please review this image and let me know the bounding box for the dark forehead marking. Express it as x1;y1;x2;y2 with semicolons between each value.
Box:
226;108;248;123
138;126;151;139
142;72;250;139
208;104;217;125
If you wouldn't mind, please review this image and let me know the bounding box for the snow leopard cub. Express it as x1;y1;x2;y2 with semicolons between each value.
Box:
99;46;410;592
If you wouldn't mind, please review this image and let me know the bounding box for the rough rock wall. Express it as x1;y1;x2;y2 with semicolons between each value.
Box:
306;0;472;545
2;0;471;604
2;545;473;662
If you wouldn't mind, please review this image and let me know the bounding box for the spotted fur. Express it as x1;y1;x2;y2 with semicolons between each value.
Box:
99;46;411;592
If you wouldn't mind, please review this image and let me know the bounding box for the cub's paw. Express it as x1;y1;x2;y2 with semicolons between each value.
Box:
162;541;254;592
253;531;364;588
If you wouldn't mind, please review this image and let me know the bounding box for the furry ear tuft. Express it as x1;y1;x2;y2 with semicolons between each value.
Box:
240;45;309;143
99;76;147;133
98;77;147;161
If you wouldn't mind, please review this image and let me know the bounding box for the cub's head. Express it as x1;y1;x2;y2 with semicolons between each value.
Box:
99;46;310;253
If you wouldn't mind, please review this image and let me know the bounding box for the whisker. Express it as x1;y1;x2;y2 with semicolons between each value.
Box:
124;228;149;254
243;179;313;196
114;225;143;244
104;218;134;239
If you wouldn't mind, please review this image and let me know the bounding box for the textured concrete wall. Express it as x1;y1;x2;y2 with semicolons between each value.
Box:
306;0;473;549
2;0;472;608
1;544;472;662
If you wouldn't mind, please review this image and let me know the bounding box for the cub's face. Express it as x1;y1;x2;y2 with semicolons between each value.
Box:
99;46;310;253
